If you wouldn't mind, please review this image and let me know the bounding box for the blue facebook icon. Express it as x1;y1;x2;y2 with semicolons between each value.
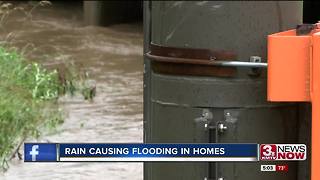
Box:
30;145;39;161
24;143;57;162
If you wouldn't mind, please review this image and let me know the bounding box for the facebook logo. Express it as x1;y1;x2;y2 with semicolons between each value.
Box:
30;145;39;161
24;143;57;162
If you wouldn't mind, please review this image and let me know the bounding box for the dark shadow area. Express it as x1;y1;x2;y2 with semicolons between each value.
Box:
304;1;320;23
83;1;143;26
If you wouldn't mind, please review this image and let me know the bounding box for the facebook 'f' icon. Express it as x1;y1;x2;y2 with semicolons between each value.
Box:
24;143;57;162
30;145;39;161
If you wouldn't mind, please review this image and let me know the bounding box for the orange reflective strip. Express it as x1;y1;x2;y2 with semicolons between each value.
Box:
312;32;320;180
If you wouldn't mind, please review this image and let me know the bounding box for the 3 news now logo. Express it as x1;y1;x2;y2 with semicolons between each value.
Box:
24;143;57;162
260;144;307;161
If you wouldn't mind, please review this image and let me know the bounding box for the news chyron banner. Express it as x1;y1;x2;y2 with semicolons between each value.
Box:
24;143;307;162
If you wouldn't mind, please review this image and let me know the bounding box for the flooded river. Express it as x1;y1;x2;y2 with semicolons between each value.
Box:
1;2;143;180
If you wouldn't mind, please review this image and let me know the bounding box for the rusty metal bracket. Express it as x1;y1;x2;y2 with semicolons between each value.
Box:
147;43;267;67
146;44;267;77
146;52;268;68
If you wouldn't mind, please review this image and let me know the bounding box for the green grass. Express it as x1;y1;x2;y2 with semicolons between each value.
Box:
0;47;89;170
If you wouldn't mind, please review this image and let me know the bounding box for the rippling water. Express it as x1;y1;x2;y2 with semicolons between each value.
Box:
1;3;143;180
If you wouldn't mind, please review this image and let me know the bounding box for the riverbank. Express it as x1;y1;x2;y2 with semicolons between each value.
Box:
0;47;64;169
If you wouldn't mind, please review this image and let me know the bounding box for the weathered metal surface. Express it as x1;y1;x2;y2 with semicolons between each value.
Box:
147;104;208;180
151;1;302;60
143;2;152;180
147;44;267;77
144;1;305;180
148;43;237;77
148;103;299;180
151;73;273;108
149;43;236;60
148;54;268;68
216;107;298;180
143;0;151;144
151;61;237;77
147;44;268;68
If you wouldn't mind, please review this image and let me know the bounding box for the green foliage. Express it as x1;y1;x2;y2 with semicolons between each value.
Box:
0;47;86;170
0;0;96;171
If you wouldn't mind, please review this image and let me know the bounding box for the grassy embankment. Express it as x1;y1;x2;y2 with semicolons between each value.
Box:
0;47;86;170
0;0;96;171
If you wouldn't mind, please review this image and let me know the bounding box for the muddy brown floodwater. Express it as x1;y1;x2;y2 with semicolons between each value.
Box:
1;3;143;180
